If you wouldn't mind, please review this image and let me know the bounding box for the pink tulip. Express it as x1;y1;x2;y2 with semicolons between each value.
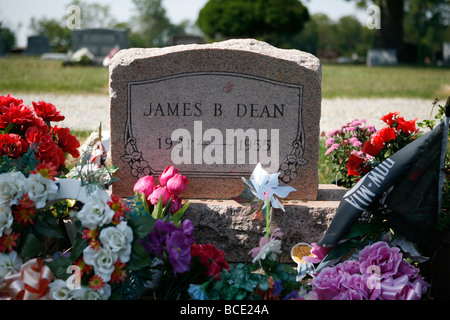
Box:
133;175;154;198
166;174;189;195
159;166;178;186
148;186;170;206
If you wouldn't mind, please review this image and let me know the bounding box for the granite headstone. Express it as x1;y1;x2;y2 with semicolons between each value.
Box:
72;28;127;64
25;35;51;55
367;48;398;66
109;39;322;200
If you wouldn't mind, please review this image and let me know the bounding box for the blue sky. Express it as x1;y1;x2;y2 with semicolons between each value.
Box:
0;0;367;47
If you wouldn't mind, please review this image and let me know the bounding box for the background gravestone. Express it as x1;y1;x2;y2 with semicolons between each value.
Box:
367;48;398;66
72;28;127;64
0;38;5;56
443;42;450;66
110;39;322;200
24;35;51;55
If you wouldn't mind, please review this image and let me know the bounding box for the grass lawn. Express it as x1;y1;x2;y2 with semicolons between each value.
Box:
322;64;450;99
0;56;109;94
1;56;449;184
1;56;450;98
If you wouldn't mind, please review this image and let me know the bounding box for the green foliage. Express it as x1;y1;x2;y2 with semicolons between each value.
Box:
0;22;16;52
197;0;309;47
207;263;267;300
131;0;189;47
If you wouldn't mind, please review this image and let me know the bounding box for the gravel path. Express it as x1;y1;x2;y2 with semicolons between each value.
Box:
8;93;440;134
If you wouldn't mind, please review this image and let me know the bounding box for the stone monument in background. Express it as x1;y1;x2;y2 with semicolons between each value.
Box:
72;28;127;65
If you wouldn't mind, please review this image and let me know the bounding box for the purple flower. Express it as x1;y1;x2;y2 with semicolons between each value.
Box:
141;219;195;275
336;259;360;275
349;137;362;148
340;274;370;300
324;143;340;155
325;138;335;147
165;229;192;274
311;266;348;300
359;242;403;280
326;129;341;137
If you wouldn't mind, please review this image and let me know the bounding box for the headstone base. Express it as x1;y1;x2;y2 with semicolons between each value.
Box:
184;184;345;263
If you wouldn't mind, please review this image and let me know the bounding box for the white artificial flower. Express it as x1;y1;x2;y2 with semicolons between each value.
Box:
70;284;111;300
48;279;72;300
251;239;282;264
99;221;133;263
76;189;115;229
249;163;296;211
0;171;26;206
0;251;23;279
0;204;13;237
25;172;58;209
83;246;118;282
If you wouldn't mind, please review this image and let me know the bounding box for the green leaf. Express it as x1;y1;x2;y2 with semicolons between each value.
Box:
32;211;64;239
133;191;150;217
128;214;156;240
127;240;152;271
46;256;72;280
171;201;190;227
151;196;164;220
343;222;381;240
70;233;87;263
19;233;44;258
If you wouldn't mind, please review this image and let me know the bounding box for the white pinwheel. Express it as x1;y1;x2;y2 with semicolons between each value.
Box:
246;163;296;212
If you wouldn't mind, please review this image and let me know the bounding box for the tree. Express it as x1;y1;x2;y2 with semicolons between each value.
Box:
346;0;450;63
30;18;71;53
0;22;16;52
197;0;310;47
294;14;374;57
68;0;117;28
131;0;188;47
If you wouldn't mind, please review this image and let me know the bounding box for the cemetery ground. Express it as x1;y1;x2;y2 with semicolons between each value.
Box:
1;55;449;185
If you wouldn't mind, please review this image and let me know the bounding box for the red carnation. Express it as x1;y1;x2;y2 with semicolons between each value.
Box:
191;243;229;280
53;126;80;158
362;140;382;157
346;154;364;176
0;103;35;129
0;94;23;109
380;111;400;126
0;133;28;159
32;100;65;122
396;116;418;134
376;126;396;143
25;125;63;168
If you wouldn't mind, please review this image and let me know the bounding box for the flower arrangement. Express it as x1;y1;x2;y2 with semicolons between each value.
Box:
0;94;439;301
324;118;377;188
324;113;419;188
303;241;429;300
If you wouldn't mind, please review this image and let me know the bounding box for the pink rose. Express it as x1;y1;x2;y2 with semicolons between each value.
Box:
359;241;402;280
311;266;347;300
159;166;178;186
148;186;170;206
166;174;188;195
133;175;155;198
